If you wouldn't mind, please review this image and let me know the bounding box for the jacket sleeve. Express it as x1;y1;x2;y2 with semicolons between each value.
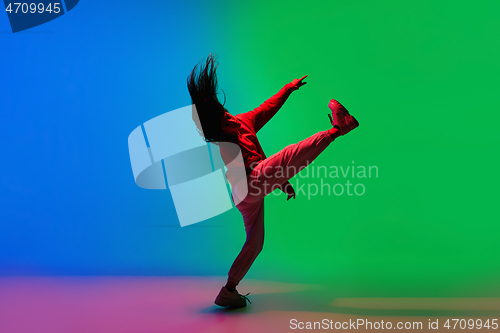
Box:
278;180;293;195
238;83;294;133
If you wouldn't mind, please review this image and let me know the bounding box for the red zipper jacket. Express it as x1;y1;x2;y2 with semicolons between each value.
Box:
222;82;296;194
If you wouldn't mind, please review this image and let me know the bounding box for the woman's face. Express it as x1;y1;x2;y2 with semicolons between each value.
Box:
221;111;240;135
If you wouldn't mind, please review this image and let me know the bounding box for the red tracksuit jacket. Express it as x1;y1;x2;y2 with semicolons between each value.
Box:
222;82;295;194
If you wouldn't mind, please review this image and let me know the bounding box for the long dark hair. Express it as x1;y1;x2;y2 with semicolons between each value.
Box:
187;54;227;142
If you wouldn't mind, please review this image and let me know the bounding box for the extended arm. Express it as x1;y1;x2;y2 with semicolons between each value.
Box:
245;76;307;132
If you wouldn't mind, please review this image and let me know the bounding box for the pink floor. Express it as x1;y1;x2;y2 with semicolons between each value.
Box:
0;276;499;333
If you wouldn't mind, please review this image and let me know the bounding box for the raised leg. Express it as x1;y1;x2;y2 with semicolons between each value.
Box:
243;129;336;203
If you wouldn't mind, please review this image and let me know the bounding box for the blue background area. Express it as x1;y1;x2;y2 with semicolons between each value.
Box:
0;0;241;276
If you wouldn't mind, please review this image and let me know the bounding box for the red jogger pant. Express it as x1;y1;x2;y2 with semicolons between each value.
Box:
227;130;334;285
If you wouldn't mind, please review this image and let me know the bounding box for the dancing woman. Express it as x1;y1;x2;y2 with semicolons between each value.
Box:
187;54;359;308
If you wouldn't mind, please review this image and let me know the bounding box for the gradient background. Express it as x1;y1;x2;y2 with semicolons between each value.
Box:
1;0;499;298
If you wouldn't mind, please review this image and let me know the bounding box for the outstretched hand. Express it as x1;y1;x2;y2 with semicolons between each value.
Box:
289;75;308;92
285;183;296;201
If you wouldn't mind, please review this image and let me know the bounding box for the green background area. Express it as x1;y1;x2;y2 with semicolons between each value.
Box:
202;0;500;297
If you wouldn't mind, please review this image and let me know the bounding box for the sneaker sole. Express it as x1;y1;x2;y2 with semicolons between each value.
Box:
214;295;247;308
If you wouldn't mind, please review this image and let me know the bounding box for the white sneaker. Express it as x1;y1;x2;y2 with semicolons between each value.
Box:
214;286;251;308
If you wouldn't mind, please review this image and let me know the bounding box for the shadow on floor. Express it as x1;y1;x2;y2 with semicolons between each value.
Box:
200;288;500;317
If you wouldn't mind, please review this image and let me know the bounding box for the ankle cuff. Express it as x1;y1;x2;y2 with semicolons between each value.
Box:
328;127;341;139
